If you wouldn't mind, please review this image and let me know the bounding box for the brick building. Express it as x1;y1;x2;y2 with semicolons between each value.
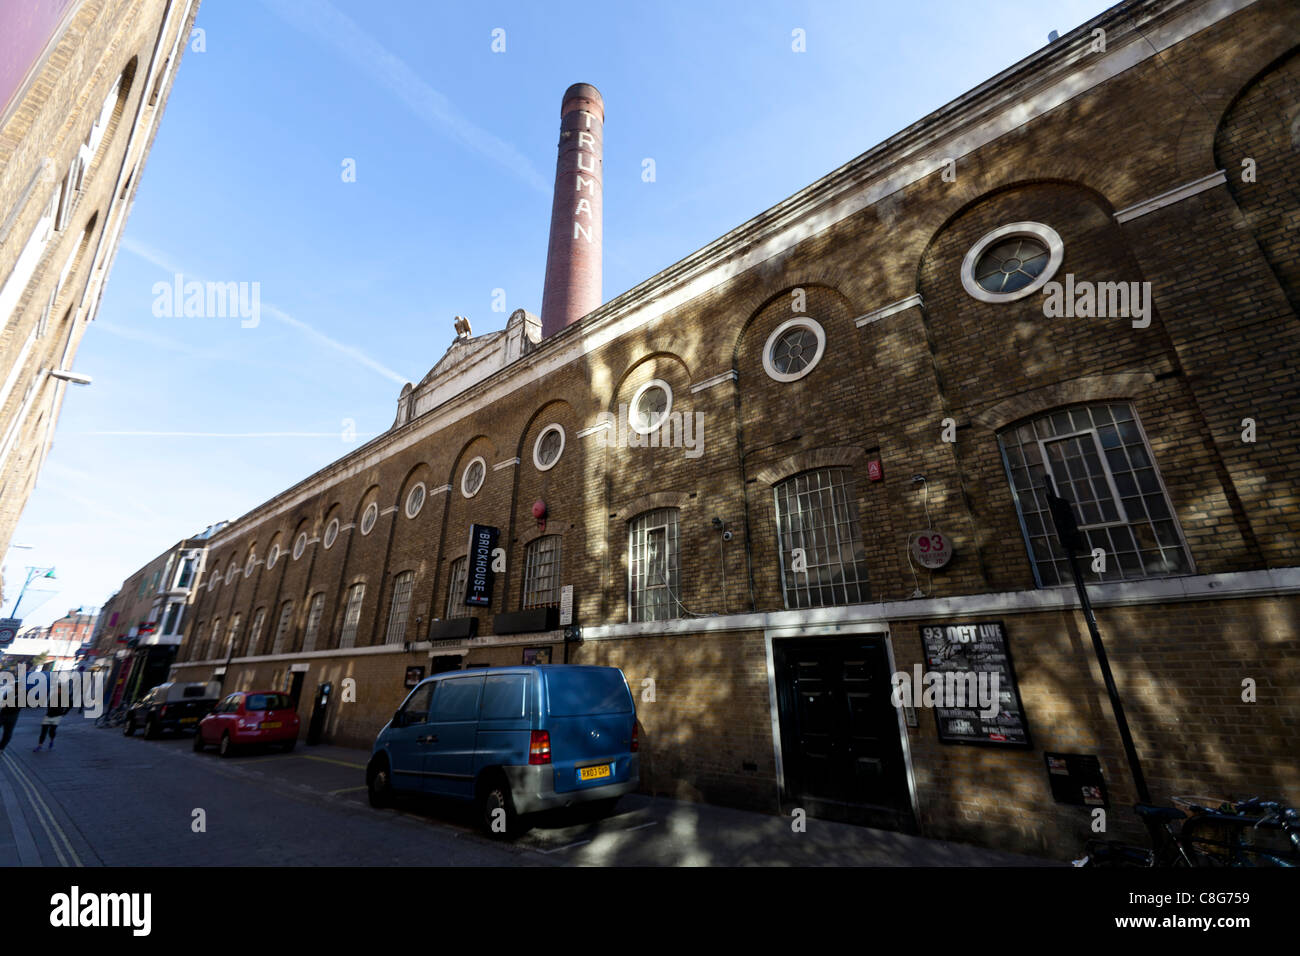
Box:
171;0;1298;858
3;606;96;669
0;0;202;576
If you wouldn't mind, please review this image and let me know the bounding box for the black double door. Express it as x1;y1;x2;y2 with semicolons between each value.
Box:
774;636;916;832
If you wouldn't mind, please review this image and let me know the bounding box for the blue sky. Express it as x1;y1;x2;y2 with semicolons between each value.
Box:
4;0;1112;625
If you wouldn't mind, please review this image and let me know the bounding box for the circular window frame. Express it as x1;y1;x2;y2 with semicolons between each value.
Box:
961;221;1064;303
628;379;674;435
763;318;827;383
225;564;238;585
293;533;307;561
360;502;379;535
266;544;280;570
533;424;566;472
461;456;487;498
244;555;256;578
323;518;340;549
208;569;219;591
405;482;426;518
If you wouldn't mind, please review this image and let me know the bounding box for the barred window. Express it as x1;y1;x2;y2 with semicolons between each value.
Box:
999;402;1192;586
628;509;680;623
774;468;871;609
301;593;325;652
445;557;469;618
245;607;266;656
225;614;242;658
271;602;293;655
207;618;222;660
385;571;415;644
522;536;562;609
339;583;366;647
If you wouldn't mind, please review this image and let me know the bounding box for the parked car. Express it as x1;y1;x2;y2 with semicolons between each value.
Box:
123;681;219;738
193;690;301;756
366;665;640;837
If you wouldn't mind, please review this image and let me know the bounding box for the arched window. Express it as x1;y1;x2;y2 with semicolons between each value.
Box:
339;584;366;648
271;602;294;655
773;468;871;609
302;593;325;652
998;402;1191;586
522;536;562;609
628;509;680;622
385;572;415;644
245;607;267;656
445;557;469;619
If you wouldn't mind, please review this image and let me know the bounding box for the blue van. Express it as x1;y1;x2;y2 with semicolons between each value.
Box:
366;665;640;835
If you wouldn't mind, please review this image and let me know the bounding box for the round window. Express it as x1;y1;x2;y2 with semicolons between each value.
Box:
533;425;565;471
266;544;280;569
462;457;486;498
961;222;1064;303
323;518;339;549
406;483;426;518
762;318;826;382
629;380;673;435
225;564;238;585
360;502;379;535
208;569;219;591
244;555;256;578
293;533;307;560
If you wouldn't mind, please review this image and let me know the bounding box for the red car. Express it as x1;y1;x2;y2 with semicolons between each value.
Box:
193;691;300;757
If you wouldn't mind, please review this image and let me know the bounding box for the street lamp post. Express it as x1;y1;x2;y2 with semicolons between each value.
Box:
9;566;56;619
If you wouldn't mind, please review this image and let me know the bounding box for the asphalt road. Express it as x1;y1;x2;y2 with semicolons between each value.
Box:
0;710;1054;867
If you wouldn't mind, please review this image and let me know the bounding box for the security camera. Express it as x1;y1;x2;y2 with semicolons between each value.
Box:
711;517;723;529
50;369;92;386
722;530;734;542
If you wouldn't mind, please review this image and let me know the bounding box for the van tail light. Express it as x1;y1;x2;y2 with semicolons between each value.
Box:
160;705;168;717
529;730;551;765
631;723;639;752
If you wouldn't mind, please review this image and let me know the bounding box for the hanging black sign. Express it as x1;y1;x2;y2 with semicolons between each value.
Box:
464;524;499;607
918;619;1031;747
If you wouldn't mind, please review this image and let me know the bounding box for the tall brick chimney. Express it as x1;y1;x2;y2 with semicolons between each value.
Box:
539;83;603;338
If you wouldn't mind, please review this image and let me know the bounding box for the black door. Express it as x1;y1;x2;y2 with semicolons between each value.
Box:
774;636;915;832
287;671;305;710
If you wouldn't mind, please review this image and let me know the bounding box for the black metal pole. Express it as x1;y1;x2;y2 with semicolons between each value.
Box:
1045;478;1151;805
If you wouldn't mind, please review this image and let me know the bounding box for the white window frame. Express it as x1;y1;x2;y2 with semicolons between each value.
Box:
627;509;680;623
266;544;280;569
445;557;469;618
246;607;267;656
628;380;673;435
960;221;1064;303
323;518;339;549
271;602;294;655
522;536;562;608
301;593;325;652
293;533;307;560
360;502;379;535
533;424;566;471
385;571;415;644
405;483;426;518
762;318;826;383
461;457;486;498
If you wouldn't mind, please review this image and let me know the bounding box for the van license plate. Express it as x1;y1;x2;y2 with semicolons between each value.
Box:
579;765;611;781
179;717;197;724
261;722;282;729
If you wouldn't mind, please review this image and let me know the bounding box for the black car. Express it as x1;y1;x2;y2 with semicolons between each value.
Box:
124;681;219;738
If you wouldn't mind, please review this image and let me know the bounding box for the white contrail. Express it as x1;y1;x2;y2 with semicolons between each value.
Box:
259;0;549;194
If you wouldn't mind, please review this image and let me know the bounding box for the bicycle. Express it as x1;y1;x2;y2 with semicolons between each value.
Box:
94;703;129;729
1074;795;1300;867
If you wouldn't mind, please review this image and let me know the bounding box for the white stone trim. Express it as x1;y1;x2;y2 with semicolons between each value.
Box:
690;370;738;393
854;294;924;327
628;379;673;435
492;457;521;471
429;484;452;496
198;0;1257;553
579;567;1300;641
461;456;487;497
578;420;613;439
1113;169;1227;223
380;506;398;516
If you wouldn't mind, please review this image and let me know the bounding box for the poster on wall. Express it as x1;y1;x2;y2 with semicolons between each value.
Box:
522;646;552;665
918;619;1031;747
464;524;500;607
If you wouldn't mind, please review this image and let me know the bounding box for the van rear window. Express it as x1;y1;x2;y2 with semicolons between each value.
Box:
546;669;632;716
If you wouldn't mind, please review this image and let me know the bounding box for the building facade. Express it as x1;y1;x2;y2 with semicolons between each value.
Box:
172;0;1298;858
92;525;217;709
4;607;97;669
0;0;202;577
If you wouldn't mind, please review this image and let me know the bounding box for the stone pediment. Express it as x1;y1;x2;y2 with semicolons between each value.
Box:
395;309;541;428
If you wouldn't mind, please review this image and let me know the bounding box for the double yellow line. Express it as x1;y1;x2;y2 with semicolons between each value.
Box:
1;752;83;867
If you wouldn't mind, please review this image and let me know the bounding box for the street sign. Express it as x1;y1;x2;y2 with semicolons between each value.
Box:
909;529;953;569
559;585;574;626
0;618;21;646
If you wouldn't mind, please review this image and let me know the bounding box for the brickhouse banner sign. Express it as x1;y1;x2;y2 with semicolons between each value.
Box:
464;524;500;607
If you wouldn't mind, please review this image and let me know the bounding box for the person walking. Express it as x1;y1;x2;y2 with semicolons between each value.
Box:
0;677;19;752
33;702;69;751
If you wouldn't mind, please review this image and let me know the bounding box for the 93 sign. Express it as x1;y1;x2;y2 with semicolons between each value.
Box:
910;529;953;569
